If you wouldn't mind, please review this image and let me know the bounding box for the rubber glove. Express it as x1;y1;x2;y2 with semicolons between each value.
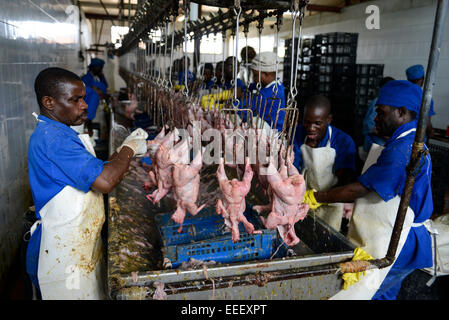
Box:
201;90;233;110
200;94;215;110
117;128;148;157
302;190;324;210
341;247;374;290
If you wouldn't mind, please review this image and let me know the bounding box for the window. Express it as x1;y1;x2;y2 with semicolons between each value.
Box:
111;26;129;49
185;33;223;54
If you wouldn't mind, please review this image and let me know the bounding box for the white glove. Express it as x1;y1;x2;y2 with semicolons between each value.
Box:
117;128;148;157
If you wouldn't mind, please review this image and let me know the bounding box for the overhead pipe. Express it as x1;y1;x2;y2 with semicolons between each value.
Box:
338;0;448;274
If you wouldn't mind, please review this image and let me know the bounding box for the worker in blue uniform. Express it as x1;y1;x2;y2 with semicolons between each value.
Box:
200;63;215;90
81;58;108;99
177;57;196;86
293;95;356;231
241;52;285;133
83;86;100;137
406;64;435;138
25;67;148;299
306;80;434;300
223;56;246;98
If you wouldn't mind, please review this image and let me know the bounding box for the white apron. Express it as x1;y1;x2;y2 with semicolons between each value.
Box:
330;129;417;300
30;116;106;299
300;126;344;231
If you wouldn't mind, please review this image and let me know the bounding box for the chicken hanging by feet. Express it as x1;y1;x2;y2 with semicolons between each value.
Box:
146;129;181;204
142;126;167;191
256;157;309;247
171;141;206;232
216;157;262;243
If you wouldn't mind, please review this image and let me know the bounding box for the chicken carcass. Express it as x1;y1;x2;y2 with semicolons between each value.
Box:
142;126;167;191
256;157;309;247
146;129;181;204
126;93;139;120
216;157;262;242
171;142;206;232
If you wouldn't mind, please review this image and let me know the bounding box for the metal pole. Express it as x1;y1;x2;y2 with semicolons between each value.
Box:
339;0;448;273
385;0;448;262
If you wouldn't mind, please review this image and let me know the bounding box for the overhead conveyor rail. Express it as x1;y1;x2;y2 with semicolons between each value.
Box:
116;0;310;56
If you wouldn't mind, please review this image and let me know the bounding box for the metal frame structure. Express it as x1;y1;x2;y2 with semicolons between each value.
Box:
115;0;310;56
109;0;448;299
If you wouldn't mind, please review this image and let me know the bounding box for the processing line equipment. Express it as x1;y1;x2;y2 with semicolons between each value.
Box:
108;0;448;299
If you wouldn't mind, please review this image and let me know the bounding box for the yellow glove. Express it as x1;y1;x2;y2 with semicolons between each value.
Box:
341;247;374;290
201;90;233;110
201;94;216;110
216;89;233;101
302;190;324;210
174;84;185;91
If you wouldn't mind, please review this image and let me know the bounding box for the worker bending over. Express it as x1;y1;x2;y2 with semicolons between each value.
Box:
26;67;148;299
305;80;433;300
293;95;357;231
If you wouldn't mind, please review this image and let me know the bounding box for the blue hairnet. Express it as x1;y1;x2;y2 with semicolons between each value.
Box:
406;64;424;81
89;58;105;68
376;80;423;114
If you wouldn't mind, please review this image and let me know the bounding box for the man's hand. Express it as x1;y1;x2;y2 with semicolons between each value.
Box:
117;128;148;157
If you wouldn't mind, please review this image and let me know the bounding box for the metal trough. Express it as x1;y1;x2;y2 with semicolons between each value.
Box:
107;113;356;300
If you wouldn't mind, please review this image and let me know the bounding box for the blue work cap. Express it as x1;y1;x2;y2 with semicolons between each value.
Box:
89;58;105;68
406;64;425;81
376;80;423;114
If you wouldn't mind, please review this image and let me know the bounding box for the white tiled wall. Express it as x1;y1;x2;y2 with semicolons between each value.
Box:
0;0;89;288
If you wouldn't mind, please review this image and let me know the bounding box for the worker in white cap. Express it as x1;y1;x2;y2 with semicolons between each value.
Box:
242;51;286;133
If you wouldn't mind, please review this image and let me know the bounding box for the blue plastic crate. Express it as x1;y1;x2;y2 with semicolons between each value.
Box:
157;205;288;268
155;205;265;247
141;156;152;166
155;207;229;246
162;230;288;269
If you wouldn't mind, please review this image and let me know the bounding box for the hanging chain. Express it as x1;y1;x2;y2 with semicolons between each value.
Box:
163;20;169;88
182;3;190;97
256;11;264;92
157;28;162;85
272;10;283;99
220;28;226;95
168;16;175;89
233;3;242;108
287;10;299;107
243;20;249;87
150;33;155;81
292;7;305;100
230;27;236;90
212;31;217;88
